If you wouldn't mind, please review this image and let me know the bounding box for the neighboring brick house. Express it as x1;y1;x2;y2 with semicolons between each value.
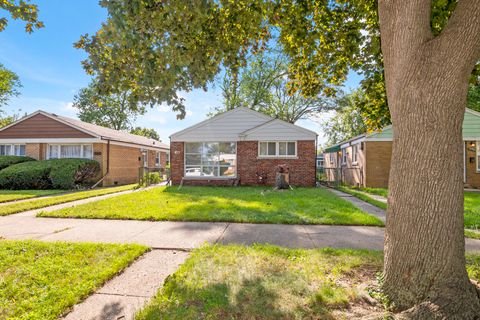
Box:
169;107;318;187
0;110;169;186
323;108;480;188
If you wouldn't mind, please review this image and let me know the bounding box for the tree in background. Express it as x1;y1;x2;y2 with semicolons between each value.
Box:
130;127;160;141
73;82;146;131
76;1;480;316
0;0;43;33
322;90;367;146
0;63;21;108
216;49;330;123
468;84;480;112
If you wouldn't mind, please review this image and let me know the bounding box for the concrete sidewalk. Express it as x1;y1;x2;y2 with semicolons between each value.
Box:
2;214;480;251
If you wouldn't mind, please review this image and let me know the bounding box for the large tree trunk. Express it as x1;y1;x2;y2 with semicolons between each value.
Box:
378;0;480;317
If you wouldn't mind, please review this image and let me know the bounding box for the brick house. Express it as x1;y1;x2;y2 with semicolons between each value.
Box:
169;107;318;187
323;108;480;188
0;110;169;186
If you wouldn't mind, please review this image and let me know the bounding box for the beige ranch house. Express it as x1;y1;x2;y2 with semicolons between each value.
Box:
0;110;170;186
170;107;318;187
323;108;480;188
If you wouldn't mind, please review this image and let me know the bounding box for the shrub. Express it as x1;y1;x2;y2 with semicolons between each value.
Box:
0;155;35;170
139;172;163;187
0;158;100;190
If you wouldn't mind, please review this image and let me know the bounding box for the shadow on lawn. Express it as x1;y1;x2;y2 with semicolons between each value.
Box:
138;276;337;320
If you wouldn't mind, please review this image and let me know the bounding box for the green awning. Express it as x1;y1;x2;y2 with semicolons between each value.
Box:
324;145;340;153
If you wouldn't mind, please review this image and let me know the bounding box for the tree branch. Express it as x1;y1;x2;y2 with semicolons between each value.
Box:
433;0;480;75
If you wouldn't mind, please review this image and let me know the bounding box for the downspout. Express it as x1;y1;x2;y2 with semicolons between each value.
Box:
92;139;110;188
315;135;318;187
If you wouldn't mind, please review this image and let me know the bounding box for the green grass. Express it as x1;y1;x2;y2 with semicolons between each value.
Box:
337;186;387;210
338;186;480;239
465;229;480;240
40;186;384;226
136;244;480;320
0;240;147;320
0;184;136;216
0;189;65;203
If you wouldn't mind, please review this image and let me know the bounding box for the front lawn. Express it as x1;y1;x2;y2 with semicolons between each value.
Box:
0;184;136;216
465;192;480;229
0;189;65;203
40;186;384;226
0;240;147;319
136;244;480;320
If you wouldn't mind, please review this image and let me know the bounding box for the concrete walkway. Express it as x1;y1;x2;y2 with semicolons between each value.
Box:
327;188;387;222
63;249;188;320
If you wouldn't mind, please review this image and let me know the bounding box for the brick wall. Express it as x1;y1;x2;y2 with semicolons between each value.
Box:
170;140;316;187
465;141;480;188
364;141;392;188
237;140;316;187
25;143;41;159
170;142;184;185
103;144;143;186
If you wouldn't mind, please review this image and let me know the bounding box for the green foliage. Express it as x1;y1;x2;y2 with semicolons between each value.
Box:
75;0;478;132
0;240;146;319
322;89;368;146
468;84;480;112
42;186;383;226
215;48;331;123
139;171;163;187
0;158;100;190
0;0;43;33
0;184;136;216
74;81;146;130
0;63;21;108
130;127;160;140
0;155;35;170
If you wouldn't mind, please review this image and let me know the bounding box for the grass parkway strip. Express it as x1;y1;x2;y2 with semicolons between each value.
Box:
0;240;147;320
0;190;66;203
39;186;384;226
136;244;480;320
0;184;136;216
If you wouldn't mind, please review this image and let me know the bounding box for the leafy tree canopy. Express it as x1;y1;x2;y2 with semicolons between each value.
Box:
73;82;146;131
0;0;43;33
468;84;480;112
322;89;367;146
215;48;332;123
76;1;478;130
130;127;160;141
0;63;21;108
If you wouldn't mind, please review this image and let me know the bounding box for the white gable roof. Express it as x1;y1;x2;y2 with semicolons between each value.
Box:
240;119;317;141
170;107;317;142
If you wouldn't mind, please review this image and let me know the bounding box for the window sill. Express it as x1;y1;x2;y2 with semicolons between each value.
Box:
182;176;237;180
257;156;298;160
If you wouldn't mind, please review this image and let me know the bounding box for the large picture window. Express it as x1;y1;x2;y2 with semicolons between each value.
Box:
0;144;25;156
258;141;296;157
47;144;93;159
185;142;236;178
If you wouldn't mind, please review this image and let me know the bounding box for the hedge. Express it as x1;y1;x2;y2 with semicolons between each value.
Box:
0;155;35;170
0;158;100;190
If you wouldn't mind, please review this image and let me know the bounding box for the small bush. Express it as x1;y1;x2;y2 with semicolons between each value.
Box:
0;158;100;190
139;172;163;187
0;155;35;170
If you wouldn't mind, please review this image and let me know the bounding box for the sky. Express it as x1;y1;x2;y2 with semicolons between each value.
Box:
0;0;362;145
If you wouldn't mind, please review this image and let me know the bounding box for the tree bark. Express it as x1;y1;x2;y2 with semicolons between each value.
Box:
378;0;480;317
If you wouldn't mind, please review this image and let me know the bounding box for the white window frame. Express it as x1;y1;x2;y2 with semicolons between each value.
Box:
0;144;26;156
155;152;160;167
47;144;93;160
477;141;480;173
341;148;347;164
184;142;237;179
258;141;297;158
352;144;359;165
